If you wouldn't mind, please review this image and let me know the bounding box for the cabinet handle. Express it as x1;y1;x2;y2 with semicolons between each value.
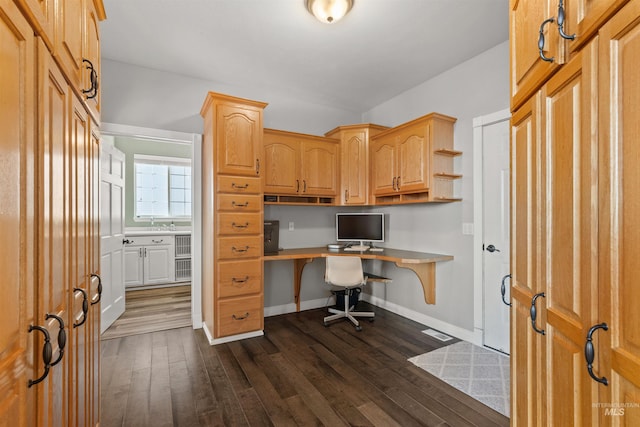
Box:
296;180;300;193
392;177;397;191
90;273;102;305
396;176;401;190
45;314;66;367
232;246;249;253
73;288;89;328
232;222;249;230
557;0;576;40
231;276;249;284
501;274;512;306
139;247;142;257
232;312;250;321
538;18;555;62
28;324;52;387
144;248;147;257
303;180;307;192
585;323;608;385
232;201;249;208
232;183;249;190
530;292;546;335
256;159;260;175
123;239;132;244
151;239;164;243
81;59;98;99
344;189;348;202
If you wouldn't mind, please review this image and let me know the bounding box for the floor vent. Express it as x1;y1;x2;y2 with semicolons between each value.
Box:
422;328;453;342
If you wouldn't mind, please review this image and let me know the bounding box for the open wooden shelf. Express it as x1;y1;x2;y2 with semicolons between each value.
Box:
434;148;463;156
264;194;336;205
434;172;463;179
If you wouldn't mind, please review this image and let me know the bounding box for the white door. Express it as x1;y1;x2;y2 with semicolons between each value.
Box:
482;117;511;354
100;138;126;332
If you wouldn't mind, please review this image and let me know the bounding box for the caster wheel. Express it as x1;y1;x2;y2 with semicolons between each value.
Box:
368;318;375;323
323;322;329;327
355;326;362;332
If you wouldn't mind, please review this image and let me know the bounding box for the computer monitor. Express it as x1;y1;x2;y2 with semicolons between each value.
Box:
336;212;385;250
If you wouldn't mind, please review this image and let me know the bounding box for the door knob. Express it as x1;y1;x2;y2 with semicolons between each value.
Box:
123;238;132;244
486;244;500;253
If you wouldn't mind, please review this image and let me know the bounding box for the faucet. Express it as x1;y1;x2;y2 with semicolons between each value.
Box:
150;216;155;230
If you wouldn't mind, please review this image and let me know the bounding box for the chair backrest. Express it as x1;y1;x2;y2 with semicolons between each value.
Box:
325;256;365;287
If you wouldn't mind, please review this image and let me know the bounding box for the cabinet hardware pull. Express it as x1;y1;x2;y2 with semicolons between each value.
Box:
232;183;249;190
81;59;98;99
557;0;576;40
296;180;300;193
501;274;512;306
28;324;52;387
232;222;249;229
45;314;66;367
151;239;164;243
232;312;250;320
396;176;401;190
232;201;249;208
232;276;249;284
538;18;556;62
232;246;249;253
392;177;397;191
123;239;132;244
90;273;102;305
303;180;307;192
585;323;608;385
73;288;89;328
345;189;348;202
530;292;546;335
139;247;142;257
256;159;260;175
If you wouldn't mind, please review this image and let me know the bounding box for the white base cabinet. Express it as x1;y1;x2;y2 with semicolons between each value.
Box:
124;235;175;287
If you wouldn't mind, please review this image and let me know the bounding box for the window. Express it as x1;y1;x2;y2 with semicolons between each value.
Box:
134;155;191;219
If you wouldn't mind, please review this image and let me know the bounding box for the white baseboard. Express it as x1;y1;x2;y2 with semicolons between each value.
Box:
200;322;264;345
362;294;482;345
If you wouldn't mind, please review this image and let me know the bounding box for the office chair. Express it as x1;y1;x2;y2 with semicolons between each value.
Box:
323;256;375;331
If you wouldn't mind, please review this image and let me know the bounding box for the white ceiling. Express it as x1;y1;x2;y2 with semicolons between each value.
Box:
101;0;509;113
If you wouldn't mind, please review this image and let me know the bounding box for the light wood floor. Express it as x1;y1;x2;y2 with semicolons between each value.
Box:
101;285;192;340
101;302;509;426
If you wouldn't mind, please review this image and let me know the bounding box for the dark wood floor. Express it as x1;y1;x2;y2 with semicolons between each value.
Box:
101;303;509;426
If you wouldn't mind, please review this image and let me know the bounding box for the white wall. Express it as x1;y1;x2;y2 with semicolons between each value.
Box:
359;41;509;332
101;59;362;135
101;40;509;335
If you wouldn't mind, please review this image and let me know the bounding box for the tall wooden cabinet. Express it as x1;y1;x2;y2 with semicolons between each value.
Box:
510;0;640;424
324;124;388;205
201;92;267;343
0;0;105;425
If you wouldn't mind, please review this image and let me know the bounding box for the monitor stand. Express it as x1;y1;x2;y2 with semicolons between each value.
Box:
345;241;370;251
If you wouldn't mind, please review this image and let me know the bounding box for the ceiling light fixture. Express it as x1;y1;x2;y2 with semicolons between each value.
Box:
306;0;354;24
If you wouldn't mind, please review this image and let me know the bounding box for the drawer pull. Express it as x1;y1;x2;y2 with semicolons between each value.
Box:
232;222;249;229
232;312;250;321
46;314;66;367
151;239;164;243
90;273;102;305
538;18;555;63
232;201;249;208
73;288;89;328
232;183;249;190
232;276;249;285
232;246;250;253
28;323;52;387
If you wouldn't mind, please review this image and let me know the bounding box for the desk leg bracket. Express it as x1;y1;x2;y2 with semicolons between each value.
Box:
395;262;436;304
293;258;314;312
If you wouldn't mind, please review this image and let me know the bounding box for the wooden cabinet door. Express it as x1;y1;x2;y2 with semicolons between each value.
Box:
510;0;562;109
55;0;84;92
598;2;640;421
542;41;599;426
510;93;545;426
0;2;36;425
370;137;397;196
263;138;299;194
83;0;101;123
216;103;262;177
340;130;368;204
397;128;428;193
300;139;338;196
566;0;629;53
15;0;55;48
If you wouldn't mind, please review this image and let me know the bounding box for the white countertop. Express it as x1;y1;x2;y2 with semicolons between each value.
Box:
125;228;191;236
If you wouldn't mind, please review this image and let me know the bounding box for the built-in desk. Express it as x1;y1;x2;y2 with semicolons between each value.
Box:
264;247;453;311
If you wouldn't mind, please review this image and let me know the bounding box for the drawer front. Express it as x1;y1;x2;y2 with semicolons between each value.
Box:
217;236;263;260
217;213;262;235
217;175;262;195
215;294;263;337
217;193;262;212
216;259;262;298
124;235;174;247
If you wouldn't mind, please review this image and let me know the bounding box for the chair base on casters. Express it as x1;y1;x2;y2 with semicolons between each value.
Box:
324;290;375;331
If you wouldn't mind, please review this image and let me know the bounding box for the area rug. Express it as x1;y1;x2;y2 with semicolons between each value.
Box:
408;341;510;417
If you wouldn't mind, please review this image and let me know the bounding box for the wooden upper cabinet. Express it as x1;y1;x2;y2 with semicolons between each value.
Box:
565;0;629;53
263;129;339;197
510;0;563;110
215;103;265;177
325;124;388;205
15;0;55;48
83;0;102;123
370;113;457;203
